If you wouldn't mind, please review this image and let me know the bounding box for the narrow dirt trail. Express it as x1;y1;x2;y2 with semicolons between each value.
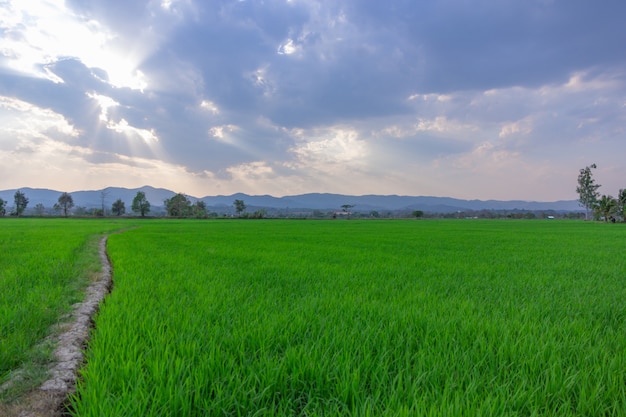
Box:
0;235;113;417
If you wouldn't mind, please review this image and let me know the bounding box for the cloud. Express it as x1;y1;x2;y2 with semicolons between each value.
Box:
208;124;238;142
106;119;159;143
200;100;220;115
86;92;159;143
0;96;79;145
1;1;626;200
277;39;301;56
499;118;533;139
289;127;368;172
0;0;151;90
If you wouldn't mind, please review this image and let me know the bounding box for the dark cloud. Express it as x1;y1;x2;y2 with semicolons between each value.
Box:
59;0;626;130
0;65;99;131
402;0;626;91
2;0;625;199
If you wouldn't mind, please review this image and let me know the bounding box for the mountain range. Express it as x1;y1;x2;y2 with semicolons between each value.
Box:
0;186;583;213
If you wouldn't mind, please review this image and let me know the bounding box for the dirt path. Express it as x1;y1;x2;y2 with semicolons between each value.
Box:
0;235;113;417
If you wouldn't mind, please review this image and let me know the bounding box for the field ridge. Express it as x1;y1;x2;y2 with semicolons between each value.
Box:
1;235;114;417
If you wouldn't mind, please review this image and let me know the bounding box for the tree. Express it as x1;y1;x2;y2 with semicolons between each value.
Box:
251;209;267;219
341;204;355;212
132;191;151;217
111;199;126;216
618;189;626;222
73;206;88;216
412;210;424;219
233;199;246;216
0;198;6;216
340;204;355;219
596;194;617;222
576;163;601;220
34;203;45;216
192;200;207;218
57;192;74;217
100;189;110;217
165;193;192;217
13;190;28;217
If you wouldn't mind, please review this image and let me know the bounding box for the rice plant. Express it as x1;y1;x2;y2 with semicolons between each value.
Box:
67;220;626;416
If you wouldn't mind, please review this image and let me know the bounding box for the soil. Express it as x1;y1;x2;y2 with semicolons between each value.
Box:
0;236;113;417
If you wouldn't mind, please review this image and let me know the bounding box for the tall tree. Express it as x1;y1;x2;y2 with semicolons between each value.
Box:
0;198;6;216
617;189;626;222
57;192;74;217
233;199;246;216
111;198;126;216
13;190;28;217
165;193;192;217
100;189;110;217
132;191;151;217
576;163;601;220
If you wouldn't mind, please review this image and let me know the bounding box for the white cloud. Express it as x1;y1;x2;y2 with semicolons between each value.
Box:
277;39;301;55
376;117;477;138
0;96;79;143
560;71;621;93
0;0;148;90
200;100;220;115
208;124;238;142
408;93;452;102
87;92;119;122
415;117;476;133
86;92;158;142
499;117;533;138
108;119;159;143
290;127;367;166
227;161;275;180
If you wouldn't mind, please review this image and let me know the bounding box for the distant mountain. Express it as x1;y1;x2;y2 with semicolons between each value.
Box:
0;186;583;213
0;186;176;209
259;193;583;212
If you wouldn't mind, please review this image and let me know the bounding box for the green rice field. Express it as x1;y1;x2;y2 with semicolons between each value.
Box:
71;220;625;416
2;219;626;415
0;219;130;399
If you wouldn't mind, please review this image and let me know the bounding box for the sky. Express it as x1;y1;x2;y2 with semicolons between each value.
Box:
1;0;625;201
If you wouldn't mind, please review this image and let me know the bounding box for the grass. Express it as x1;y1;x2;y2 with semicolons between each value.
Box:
0;218;131;401
67;219;626;416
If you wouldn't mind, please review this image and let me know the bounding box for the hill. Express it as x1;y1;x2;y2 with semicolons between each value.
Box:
0;186;582;214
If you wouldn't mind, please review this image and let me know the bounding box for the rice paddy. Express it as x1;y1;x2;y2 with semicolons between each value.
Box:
59;219;625;416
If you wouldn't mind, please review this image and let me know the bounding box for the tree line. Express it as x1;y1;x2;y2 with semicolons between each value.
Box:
0;191;256;218
3;168;624;220
576;163;626;222
0;190;149;217
0;190;29;217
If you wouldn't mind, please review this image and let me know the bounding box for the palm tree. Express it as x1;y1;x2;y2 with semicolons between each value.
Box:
596;194;617;222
